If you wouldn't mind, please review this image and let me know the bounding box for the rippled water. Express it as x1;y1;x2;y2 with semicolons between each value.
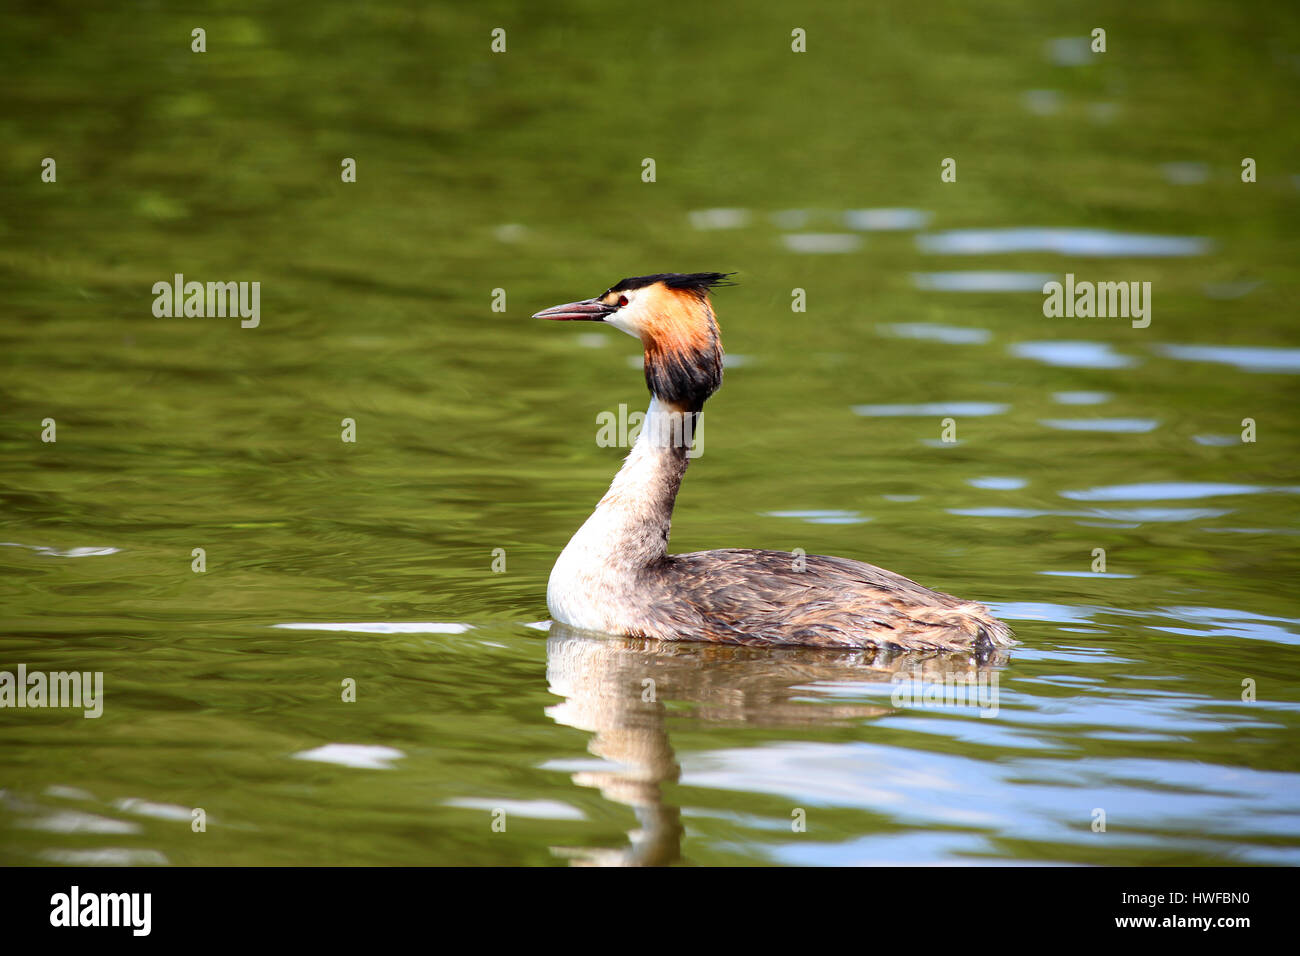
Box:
2;2;1299;865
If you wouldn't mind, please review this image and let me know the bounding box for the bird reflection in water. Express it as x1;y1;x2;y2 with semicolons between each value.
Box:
544;623;1010;866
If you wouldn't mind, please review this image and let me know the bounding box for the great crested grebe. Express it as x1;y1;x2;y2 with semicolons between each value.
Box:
534;272;1013;655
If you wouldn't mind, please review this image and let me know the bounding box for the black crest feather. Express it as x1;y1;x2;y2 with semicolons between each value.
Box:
608;272;736;296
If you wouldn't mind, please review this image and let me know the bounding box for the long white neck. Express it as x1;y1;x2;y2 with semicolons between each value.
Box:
547;398;696;632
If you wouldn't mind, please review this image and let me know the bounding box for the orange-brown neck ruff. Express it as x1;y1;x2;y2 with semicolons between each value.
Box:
640;287;724;413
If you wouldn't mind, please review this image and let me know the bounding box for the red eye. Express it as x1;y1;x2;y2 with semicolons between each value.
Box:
617;295;629;307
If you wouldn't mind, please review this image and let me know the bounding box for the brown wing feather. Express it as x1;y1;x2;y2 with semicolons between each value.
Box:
636;549;1013;654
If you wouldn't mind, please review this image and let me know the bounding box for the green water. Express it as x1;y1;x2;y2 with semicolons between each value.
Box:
2;1;1299;865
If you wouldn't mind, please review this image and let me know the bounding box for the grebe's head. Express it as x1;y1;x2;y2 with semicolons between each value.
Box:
534;272;733;411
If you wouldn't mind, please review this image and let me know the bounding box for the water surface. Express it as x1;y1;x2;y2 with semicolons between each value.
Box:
2;1;1298;866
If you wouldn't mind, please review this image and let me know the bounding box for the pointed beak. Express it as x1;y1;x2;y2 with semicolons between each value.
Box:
532;297;615;321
